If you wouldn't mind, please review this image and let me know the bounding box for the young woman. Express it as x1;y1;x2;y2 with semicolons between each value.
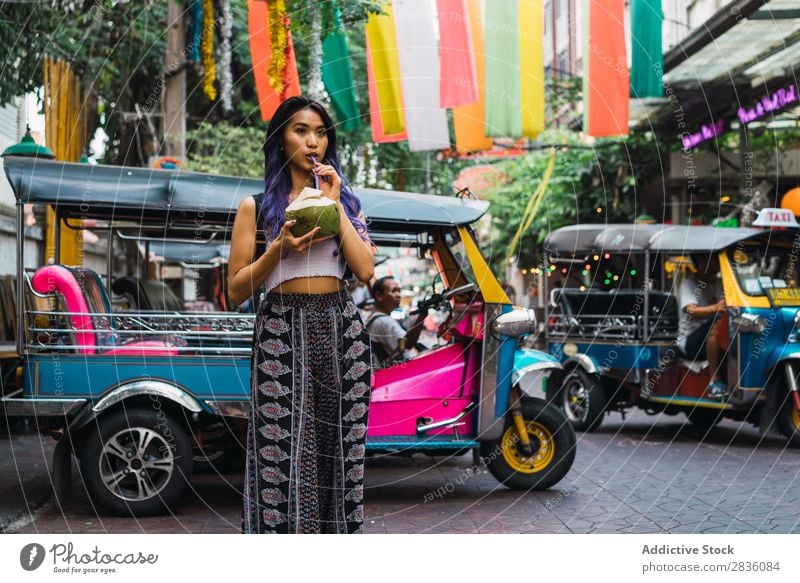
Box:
228;96;375;534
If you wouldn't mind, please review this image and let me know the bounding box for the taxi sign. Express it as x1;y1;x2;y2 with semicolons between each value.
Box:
767;288;800;306
752;207;800;228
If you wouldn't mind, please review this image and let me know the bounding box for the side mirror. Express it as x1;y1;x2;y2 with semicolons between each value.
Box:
491;309;537;338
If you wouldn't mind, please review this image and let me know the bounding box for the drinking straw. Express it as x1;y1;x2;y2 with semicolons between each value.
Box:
311;155;320;190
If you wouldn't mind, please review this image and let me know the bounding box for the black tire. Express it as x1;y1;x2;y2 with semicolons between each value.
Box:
192;435;243;474
549;367;607;432
193;446;242;474
481;398;576;490
80;408;193;517
777;392;800;448
685;407;723;430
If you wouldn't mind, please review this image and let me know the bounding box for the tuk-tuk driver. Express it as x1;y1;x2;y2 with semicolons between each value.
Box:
677;253;728;399
366;276;427;366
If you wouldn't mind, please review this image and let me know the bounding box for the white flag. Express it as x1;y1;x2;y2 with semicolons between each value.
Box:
393;0;451;152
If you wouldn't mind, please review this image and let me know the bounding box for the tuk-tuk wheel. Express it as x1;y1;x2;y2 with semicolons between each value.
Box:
549;367;607;432
777;394;800;448
80;408;193;517
481;399;576;490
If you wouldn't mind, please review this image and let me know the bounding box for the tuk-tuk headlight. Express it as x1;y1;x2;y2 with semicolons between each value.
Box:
731;313;766;334
491;309;537;338
791;312;800;341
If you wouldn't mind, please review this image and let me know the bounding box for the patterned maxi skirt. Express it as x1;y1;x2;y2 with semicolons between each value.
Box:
242;289;371;533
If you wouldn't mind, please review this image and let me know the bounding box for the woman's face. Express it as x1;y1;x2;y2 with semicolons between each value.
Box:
281;108;329;174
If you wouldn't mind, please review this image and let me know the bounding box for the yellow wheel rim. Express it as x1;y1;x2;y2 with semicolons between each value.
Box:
501;421;555;474
792;407;800;431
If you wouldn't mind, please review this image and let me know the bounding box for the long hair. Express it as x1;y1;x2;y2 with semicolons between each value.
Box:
259;96;368;244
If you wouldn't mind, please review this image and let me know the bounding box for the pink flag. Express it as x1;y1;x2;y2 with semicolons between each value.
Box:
437;0;478;108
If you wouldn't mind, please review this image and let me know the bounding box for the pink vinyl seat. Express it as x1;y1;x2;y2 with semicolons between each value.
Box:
31;265;179;356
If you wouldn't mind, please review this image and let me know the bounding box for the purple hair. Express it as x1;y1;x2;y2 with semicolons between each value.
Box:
258;96;368;244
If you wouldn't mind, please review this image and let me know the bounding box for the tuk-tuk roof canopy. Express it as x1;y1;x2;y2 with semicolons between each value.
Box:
3;157;489;233
545;223;767;257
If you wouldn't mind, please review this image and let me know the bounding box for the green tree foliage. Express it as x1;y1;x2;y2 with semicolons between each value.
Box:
186;121;264;178
483;129;663;272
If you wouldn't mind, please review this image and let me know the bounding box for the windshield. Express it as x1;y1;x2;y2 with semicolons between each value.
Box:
444;229;478;287
729;241;800;305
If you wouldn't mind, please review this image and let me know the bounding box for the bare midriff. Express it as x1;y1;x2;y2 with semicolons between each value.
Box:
271;276;345;295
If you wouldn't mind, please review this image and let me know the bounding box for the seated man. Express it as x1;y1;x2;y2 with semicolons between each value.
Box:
366;276;426;367
677;253;728;399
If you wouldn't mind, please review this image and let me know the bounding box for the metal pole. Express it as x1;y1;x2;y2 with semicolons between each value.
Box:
54;207;61;264
643;250;650;340
543;258;550;341
424;151;431;193
106;227;114;289
16;203;24;356
144;241;150;280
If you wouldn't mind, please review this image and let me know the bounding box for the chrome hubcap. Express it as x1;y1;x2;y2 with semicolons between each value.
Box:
562;378;588;423
98;427;174;502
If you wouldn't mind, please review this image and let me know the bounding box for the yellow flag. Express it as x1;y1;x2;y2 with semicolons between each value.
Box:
519;0;544;138
365;3;405;135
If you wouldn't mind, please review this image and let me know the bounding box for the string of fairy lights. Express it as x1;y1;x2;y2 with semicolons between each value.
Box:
520;251;641;293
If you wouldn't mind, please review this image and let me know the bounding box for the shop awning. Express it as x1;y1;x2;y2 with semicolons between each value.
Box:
637;0;800;133
663;0;799;88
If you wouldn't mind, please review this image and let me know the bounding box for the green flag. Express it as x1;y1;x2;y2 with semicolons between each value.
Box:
631;0;663;98
484;1;521;138
322;6;361;131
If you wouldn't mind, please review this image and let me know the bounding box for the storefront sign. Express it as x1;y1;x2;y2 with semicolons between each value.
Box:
680;83;799;150
680;118;726;150
738;84;798;125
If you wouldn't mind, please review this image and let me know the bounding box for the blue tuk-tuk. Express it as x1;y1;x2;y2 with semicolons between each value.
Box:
543;218;800;446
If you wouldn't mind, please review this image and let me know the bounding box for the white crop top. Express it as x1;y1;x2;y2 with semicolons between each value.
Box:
263;237;347;291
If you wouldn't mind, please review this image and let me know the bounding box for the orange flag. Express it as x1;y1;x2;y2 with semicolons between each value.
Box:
248;0;300;122
583;0;629;136
452;0;492;153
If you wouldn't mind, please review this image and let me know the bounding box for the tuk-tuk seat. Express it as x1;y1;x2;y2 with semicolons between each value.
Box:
111;276;184;312
31;265;179;356
551;288;679;340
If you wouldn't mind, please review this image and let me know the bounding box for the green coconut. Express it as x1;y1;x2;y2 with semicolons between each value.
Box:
284;187;341;238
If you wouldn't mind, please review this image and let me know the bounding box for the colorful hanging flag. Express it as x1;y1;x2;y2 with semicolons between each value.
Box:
519;0;544;138
366;35;407;143
365;2;405;135
452;0;492;153
630;0;663;98
393;0;450;151
248;0;300;122
483;2;520;137
322;4;361;131
583;0;629;136
437;0;478;108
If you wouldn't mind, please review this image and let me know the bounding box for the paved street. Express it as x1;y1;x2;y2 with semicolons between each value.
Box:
3;410;800;534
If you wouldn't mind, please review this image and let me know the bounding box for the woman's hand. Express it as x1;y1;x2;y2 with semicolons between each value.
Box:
313;162;341;203
270;220;331;255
